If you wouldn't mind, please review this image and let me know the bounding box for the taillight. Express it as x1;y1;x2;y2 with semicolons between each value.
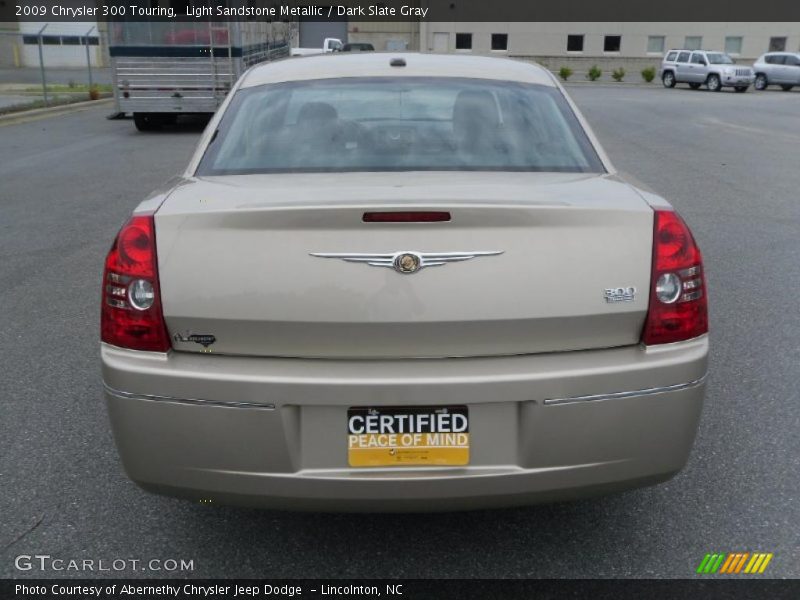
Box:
101;213;170;352
642;209;708;345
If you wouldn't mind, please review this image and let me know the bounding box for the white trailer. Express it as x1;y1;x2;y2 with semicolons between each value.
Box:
109;20;289;131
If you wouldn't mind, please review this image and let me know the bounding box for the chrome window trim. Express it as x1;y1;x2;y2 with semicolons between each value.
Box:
543;374;707;406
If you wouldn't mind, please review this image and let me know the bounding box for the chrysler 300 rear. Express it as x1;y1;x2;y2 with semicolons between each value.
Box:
101;54;708;511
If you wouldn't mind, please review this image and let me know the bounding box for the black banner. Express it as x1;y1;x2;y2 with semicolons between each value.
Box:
3;579;800;600
6;0;800;22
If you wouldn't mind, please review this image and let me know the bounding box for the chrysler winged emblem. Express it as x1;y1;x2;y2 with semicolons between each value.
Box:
310;250;504;274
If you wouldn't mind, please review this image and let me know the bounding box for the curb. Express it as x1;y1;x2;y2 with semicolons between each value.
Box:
562;82;658;88
0;97;113;124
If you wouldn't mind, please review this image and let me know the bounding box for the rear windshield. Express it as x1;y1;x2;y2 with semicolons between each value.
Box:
197;77;605;175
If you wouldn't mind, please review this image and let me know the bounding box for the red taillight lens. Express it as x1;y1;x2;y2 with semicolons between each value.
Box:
101;214;170;352
642;209;708;345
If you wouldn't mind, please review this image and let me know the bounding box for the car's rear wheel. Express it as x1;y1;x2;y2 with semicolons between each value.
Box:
780;85;794;91
754;74;768;90
734;86;748;93
689;82;702;90
707;74;722;92
662;71;676;88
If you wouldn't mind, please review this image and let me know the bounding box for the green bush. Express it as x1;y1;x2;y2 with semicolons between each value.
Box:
612;67;626;82
558;67;573;81
641;66;656;83
586;65;602;81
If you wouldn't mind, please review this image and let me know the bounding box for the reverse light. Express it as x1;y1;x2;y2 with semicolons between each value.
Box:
101;214;170;352
642;209;708;345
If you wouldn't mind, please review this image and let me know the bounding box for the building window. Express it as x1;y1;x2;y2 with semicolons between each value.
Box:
725;36;743;55
647;36;665;53
684;36;702;50
769;37;787;52
455;33;472;51
604;35;621;52
21;34;100;46
567;34;584;52
491;33;508;51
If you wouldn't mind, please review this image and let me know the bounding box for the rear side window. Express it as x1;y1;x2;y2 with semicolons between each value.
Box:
666;51;678;61
677;52;690;63
198;77;605;175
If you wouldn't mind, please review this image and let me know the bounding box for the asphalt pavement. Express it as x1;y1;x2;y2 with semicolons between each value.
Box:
1;84;798;579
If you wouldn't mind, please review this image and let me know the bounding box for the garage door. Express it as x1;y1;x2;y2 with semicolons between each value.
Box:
433;32;449;53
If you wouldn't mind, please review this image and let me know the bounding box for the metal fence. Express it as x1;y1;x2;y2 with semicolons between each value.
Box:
0;27;108;110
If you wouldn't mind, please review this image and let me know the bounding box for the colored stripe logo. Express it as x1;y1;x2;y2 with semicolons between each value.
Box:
696;552;773;574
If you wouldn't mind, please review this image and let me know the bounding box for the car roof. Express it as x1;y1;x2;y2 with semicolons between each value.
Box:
240;53;556;88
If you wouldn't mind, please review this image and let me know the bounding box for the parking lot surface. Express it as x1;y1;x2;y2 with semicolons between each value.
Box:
1;85;798;578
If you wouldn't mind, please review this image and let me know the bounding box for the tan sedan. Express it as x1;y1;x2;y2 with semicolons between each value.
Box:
101;53;708;511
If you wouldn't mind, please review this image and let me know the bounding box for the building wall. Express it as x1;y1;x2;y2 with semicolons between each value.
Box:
420;22;800;63
18;21;104;68
348;20;419;51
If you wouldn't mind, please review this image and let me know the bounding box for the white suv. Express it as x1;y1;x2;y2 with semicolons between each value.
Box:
752;52;800;91
660;49;754;92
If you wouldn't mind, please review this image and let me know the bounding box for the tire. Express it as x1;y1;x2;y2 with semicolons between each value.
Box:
662;71;676;88
133;113;162;132
780;85;794;91
734;86;748;93
707;74;722;92
754;74;768;90
689;82;702;90
133;113;177;132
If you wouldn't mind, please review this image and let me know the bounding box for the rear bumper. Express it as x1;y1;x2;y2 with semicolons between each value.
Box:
102;337;708;511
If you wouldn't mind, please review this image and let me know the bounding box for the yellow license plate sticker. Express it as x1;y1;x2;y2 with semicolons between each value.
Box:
347;406;469;467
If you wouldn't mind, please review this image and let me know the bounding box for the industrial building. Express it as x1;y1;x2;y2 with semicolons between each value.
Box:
2;15;800;71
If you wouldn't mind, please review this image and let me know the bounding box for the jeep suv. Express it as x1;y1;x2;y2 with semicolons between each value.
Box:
752;52;800;91
661;50;754;92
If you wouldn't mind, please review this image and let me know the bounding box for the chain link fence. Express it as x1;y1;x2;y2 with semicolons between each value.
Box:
0;27;111;114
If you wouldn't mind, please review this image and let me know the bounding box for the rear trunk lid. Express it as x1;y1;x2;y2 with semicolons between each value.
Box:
155;172;653;358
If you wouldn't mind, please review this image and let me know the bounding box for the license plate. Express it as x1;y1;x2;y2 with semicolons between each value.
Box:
347;406;469;467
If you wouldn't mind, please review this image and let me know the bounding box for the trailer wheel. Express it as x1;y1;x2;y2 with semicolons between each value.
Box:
133;113;163;132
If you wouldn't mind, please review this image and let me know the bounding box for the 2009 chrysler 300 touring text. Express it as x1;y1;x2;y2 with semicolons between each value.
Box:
101;54;708;511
